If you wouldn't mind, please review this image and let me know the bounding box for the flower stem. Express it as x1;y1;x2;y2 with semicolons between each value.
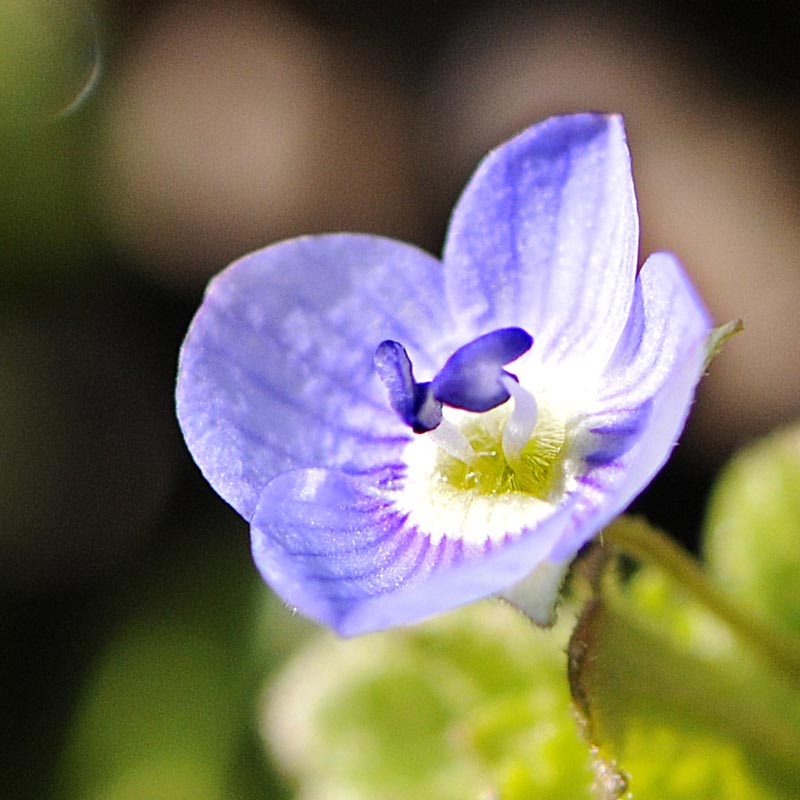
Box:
601;516;800;686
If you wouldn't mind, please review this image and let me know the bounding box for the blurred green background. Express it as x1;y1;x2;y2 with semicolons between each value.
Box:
2;0;799;797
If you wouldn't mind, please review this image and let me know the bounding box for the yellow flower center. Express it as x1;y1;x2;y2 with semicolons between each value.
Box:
395;398;569;547
435;405;567;499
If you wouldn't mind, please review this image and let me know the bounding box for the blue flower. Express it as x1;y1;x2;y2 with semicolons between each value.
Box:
176;113;711;636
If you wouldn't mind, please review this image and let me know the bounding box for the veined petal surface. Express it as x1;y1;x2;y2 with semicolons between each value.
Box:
443;113;638;377
551;251;712;558
176;234;455;520
251;468;579;636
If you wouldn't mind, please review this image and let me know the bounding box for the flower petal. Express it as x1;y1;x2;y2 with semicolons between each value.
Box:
594;251;711;410
550;251;712;558
251;467;579;636
176;234;454;520
442;113;638;375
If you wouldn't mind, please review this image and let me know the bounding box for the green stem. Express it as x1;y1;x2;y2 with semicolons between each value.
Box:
601;516;800;687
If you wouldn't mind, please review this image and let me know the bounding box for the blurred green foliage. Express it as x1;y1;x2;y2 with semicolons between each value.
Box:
569;424;800;799
705;425;800;637
263;602;593;800
0;1;97;281
53;506;313;800
570;565;800;799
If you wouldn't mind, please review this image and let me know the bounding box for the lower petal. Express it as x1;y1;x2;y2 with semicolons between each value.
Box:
251;467;579;636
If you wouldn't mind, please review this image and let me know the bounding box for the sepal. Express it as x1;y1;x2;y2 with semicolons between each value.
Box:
704;318;743;369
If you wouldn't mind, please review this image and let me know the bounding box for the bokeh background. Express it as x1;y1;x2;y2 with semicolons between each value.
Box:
3;0;799;797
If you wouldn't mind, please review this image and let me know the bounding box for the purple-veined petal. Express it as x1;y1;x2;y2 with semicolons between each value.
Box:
594;251;710;410
442;113;638;376
549;251;712;558
570;250;709;465
251;467;580;636
176;234;455;520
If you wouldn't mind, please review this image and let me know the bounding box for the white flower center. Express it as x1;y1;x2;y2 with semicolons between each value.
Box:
395;384;569;546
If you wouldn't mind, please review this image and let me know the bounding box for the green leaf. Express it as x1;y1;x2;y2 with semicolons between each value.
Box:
568;520;800;800
704;424;800;637
263;602;594;800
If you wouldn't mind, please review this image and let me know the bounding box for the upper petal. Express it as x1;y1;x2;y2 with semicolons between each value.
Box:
442;113;638;377
176;234;454;520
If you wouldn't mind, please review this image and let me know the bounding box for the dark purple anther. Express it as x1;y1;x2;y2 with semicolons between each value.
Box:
432;327;533;412
374;340;443;433
375;327;532;432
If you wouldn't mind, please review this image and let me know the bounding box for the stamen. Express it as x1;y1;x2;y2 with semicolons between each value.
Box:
374;340;442;432
426;418;476;464
410;382;444;434
501;374;538;469
374;328;533;446
432;327;533;412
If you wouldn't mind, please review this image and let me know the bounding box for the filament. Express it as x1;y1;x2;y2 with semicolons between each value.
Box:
427;418;476;464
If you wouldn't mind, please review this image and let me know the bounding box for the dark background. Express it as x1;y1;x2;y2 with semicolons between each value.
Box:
3;1;799;797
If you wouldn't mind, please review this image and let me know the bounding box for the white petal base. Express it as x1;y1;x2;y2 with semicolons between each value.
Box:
498;558;571;626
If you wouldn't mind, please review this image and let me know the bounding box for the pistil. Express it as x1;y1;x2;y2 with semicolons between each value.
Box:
500;375;539;472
